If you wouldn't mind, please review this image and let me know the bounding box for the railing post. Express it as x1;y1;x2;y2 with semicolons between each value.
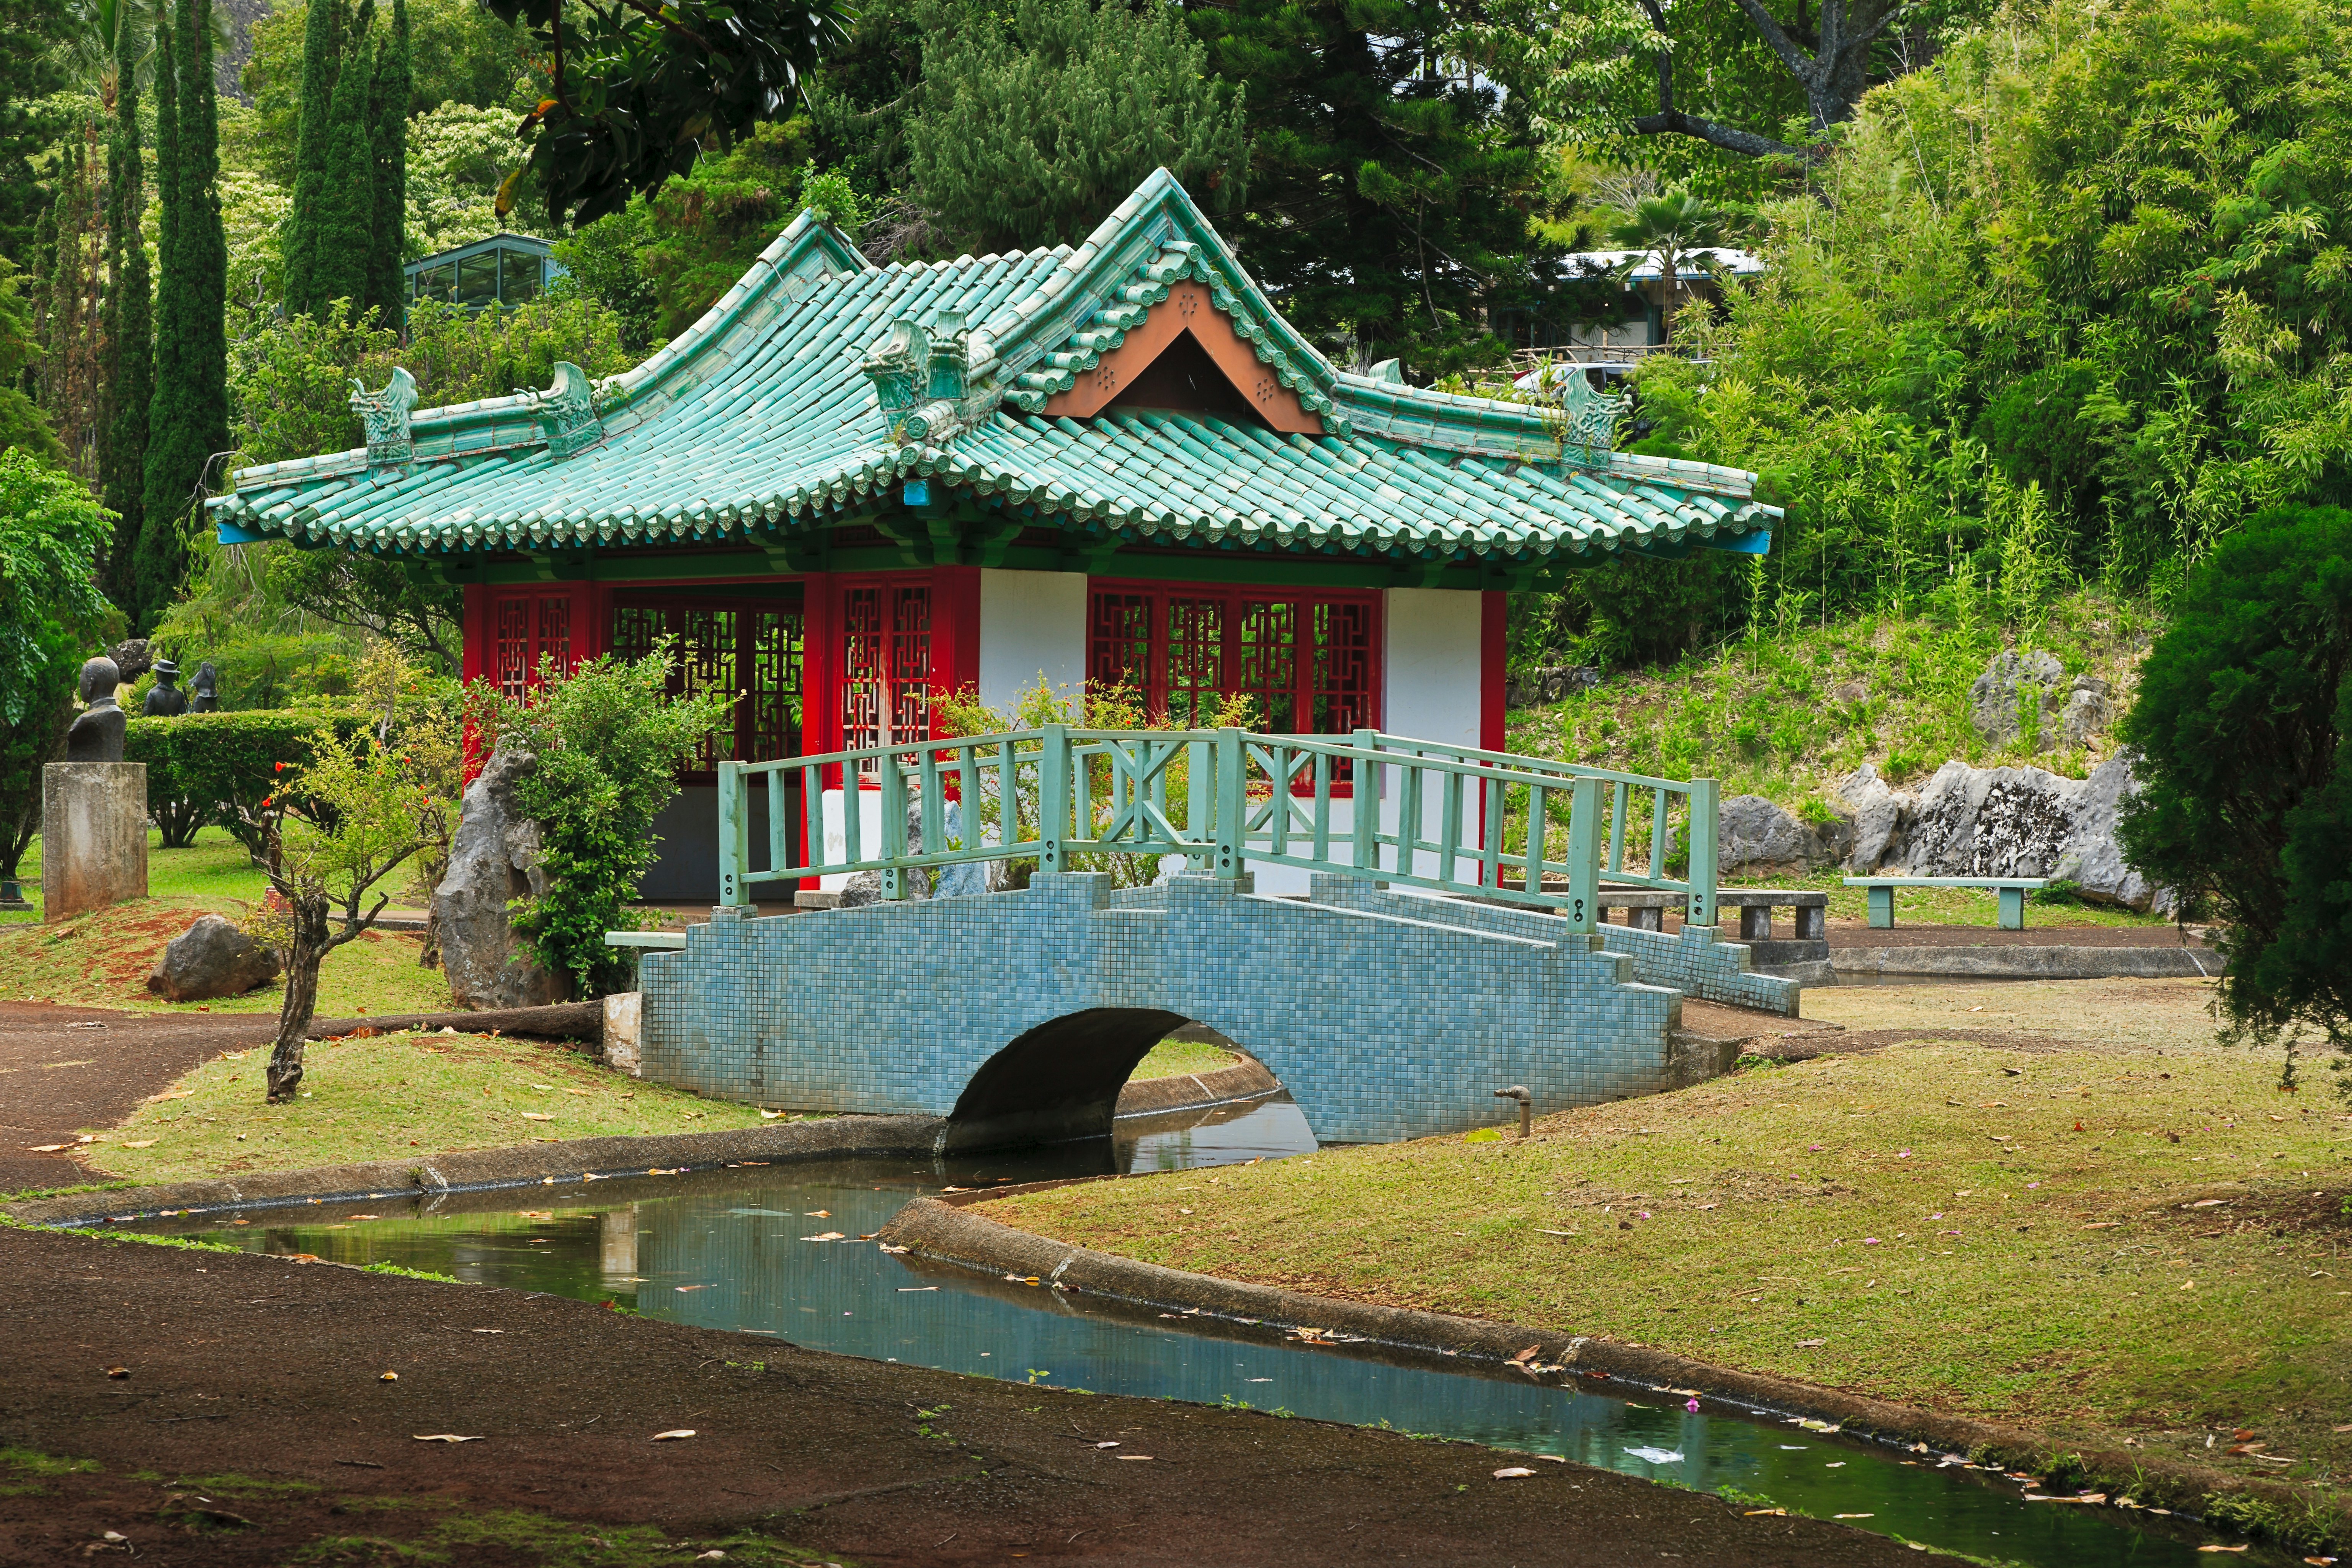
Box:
880;757;908;901
1351;727;1379;875
1686;776;1719;929
1563;775;1600;933
1214;727;1244;879
716;761;750;908
1037;723;1067;875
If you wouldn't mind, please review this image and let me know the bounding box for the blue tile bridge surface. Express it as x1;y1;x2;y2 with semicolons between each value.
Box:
624;728;1801;1149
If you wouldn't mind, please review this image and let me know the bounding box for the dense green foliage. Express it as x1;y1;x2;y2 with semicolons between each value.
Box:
100;2;152;620
0;0;72;260
483;645;732;998
2117;506;2352;1072
138;0;229;635
479;0;854;227
909;0;1247;254
0;448;115;881
125;709;372;851
281;0;410;325
1627;0;2352;650
0;263;62;463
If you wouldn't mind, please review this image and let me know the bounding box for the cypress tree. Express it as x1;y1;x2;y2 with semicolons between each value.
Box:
37;121;106;481
364;0;411;332
282;0;345;319
101;6;153;618
312;1;376;319
139;0;230;632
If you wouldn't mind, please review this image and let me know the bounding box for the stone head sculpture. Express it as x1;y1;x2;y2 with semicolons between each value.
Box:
66;655;127;763
144;658;189;717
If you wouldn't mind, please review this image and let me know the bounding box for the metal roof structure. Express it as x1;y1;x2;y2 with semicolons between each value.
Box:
211;171;1777;579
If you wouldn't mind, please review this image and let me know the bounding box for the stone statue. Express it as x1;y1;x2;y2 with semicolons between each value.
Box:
143;658;189;717
65;656;126;763
188;661;220;713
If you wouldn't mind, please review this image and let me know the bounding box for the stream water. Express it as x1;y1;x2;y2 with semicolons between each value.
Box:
149;1098;2288;1566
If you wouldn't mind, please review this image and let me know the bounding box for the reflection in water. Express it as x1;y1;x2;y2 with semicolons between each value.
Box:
154;1096;2276;1568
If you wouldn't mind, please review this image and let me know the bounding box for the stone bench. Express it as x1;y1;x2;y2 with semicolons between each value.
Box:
1594;887;1828;942
1843;876;2047;931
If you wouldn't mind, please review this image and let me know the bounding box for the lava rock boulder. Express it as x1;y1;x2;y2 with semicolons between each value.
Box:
145;913;279;1001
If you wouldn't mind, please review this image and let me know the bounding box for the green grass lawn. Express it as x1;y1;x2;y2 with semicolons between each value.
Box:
77;1029;771;1186
3;826;275;926
1129;1038;1240;1079
0;896;457;1017
996;978;2352;1501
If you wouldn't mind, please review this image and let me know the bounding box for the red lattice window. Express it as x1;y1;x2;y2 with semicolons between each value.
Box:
490;591;577;701
1086;583;1379;742
608;595;805;778
841;580;932;774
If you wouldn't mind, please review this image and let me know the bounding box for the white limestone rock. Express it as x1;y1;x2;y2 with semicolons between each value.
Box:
435;746;570;1009
1969;650;2064;747
1874;754;2169;912
1717;793;1852;874
2051;756;2170;913
1837;763;1906;872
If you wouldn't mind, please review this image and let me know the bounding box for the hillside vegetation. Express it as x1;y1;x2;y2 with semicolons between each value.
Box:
1505;590;2164;815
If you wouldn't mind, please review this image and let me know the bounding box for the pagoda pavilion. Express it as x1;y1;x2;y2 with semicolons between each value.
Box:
209;170;1777;901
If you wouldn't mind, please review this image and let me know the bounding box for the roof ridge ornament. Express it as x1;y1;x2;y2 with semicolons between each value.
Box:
530;361;607;459
1558;371;1629;469
350;367;419;474
864;312;995;447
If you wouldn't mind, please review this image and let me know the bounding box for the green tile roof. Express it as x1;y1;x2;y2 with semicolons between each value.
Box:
209;170;1777;570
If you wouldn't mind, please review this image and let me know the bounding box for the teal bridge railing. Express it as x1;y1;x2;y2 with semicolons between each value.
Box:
716;728;1720;933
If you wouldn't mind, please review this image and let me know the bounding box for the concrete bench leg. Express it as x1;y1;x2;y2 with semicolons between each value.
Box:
1631;907;1663;931
1867;886;1895;929
1999;886;2027;931
1795;905;1825;941
1739;905;1772;941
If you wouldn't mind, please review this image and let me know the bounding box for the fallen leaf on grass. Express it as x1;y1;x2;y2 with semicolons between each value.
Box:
521;1112;555;1122
412;1434;483;1443
1795;1338;1827;1348
1744;1508;1787;1517
23;1143;70;1152
651;1430;696;1441
759;1109;783;1120
1493;1467;1536;1478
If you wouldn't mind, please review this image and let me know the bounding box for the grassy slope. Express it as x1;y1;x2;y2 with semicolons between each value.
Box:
1506;590;2164;824
996;978;2352;1494
0;898;456;1017
81;1029;771;1186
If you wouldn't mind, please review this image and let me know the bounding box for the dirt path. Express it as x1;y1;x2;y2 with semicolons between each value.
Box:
0;1225;1963;1566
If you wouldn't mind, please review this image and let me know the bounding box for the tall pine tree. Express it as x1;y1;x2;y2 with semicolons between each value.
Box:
100;2;152;619
312;0;376;318
1186;0;1543;373
139;0;229;633
36;119;107;482
364;0;410;332
281;0;345;319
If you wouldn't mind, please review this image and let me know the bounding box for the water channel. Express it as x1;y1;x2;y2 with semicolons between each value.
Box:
146;1097;2287;1566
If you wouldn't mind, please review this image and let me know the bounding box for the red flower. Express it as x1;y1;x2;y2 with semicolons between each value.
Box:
259;795;273;808
274;761;286;772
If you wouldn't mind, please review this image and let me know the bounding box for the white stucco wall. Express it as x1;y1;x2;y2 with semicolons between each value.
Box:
1380;586;1485;748
1249;588;1486;895
978;568;1088;718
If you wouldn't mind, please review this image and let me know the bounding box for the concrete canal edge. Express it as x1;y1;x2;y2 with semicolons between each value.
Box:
2;1115;953;1228
0;1062;1287;1230
1113;1056;1280;1118
877;1195;2350;1548
1831;946;2216;981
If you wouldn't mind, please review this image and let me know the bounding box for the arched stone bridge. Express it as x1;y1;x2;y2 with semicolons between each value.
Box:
638;871;1797;1150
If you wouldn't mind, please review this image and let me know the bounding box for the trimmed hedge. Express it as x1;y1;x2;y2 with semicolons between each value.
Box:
126;710;371;850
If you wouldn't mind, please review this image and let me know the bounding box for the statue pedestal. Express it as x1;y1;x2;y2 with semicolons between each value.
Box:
42;762;147;922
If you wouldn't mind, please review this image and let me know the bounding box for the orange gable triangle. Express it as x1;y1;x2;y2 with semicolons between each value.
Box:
1040;281;1325;434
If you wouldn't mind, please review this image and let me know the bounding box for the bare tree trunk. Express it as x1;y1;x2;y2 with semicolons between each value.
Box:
266;894;331;1101
418;893;442;969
